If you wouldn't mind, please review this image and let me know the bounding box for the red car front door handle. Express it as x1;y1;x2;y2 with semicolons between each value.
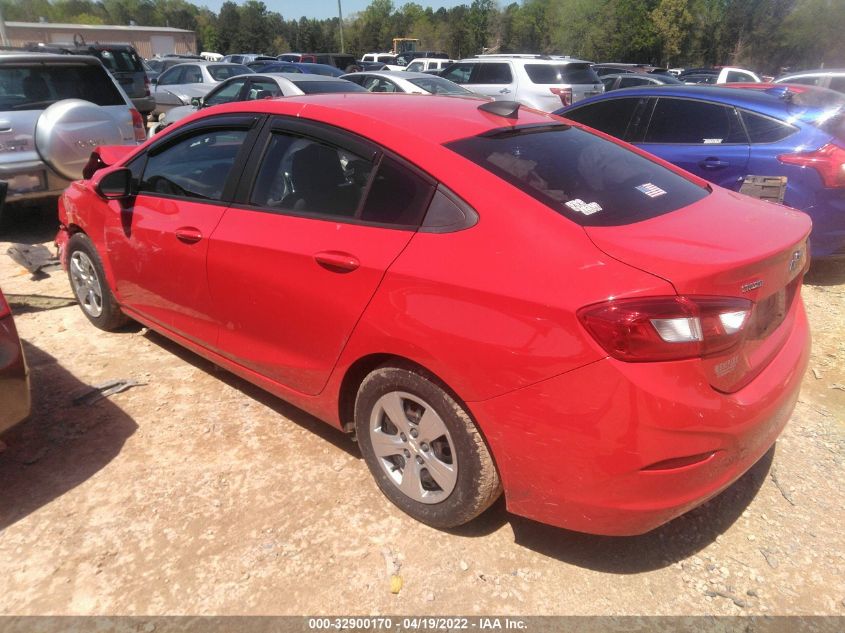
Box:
175;227;203;244
314;250;360;272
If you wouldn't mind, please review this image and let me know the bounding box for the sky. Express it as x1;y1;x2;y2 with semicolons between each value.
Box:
197;0;471;21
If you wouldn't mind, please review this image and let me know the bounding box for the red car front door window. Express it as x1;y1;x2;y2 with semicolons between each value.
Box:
104;127;249;343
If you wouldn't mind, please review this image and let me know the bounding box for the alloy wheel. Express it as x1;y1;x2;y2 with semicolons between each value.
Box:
69;250;104;318
369;390;458;504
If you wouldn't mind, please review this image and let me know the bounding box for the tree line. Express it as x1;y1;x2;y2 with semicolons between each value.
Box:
3;0;844;74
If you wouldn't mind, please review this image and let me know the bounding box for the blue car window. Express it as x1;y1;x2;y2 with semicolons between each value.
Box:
740;110;797;144
559;98;642;140
644;98;747;144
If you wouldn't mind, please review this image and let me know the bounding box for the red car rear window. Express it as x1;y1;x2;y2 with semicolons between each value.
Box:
445;124;709;227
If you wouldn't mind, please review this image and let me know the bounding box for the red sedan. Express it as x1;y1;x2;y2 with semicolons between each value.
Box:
56;94;811;535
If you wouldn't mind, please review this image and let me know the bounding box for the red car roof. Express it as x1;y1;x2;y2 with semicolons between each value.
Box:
197;93;554;146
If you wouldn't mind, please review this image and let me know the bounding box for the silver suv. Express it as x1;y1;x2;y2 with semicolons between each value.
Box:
439;54;603;112
0;52;144;223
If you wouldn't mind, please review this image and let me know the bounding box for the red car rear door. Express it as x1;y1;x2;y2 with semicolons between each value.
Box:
206;118;436;395
104;115;262;345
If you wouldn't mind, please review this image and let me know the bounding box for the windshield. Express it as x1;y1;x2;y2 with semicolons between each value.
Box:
0;65;124;110
292;80;367;94
408;76;473;95
445;124;708;227
98;48;143;72
208;64;253;81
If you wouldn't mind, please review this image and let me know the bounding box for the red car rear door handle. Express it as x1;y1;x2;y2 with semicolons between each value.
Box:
315;250;360;272
175;227;203;244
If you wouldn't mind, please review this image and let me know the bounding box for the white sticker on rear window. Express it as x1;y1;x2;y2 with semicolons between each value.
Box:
565;198;603;215
703;138;723;144
635;183;667;198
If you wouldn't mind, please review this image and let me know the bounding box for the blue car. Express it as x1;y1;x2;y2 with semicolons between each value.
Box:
247;61;304;73
244;62;345;77
289;62;345;77
557;85;845;258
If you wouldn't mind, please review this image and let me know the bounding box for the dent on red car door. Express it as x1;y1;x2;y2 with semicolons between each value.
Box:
206;132;423;395
104;126;251;345
105;197;226;344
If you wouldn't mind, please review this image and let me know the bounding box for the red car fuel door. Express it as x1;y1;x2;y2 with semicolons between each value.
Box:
104;121;259;345
207;124;436;395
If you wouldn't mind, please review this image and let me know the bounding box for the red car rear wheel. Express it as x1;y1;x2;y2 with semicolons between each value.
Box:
355;365;501;528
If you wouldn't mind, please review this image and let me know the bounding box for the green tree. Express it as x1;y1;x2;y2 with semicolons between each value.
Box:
235;1;273;52
779;0;845;70
468;0;494;54
0;0;54;22
194;7;219;52
216;0;240;53
651;0;692;65
358;0;393;51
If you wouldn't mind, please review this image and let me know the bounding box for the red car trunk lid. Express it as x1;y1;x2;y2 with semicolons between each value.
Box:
584;187;812;392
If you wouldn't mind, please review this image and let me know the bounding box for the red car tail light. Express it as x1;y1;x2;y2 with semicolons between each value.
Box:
577;296;753;362
0;291;10;319
778;143;845;188
143;73;151;97
130;108;146;143
550;87;572;107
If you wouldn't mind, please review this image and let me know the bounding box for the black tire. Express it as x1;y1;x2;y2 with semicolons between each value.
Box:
355;365;502;528
66;232;128;331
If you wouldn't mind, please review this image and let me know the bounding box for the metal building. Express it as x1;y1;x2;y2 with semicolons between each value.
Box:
4;21;196;59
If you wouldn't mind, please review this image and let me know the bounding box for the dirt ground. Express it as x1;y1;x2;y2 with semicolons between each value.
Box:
0;206;843;616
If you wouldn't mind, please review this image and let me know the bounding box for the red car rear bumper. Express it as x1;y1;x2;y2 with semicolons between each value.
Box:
469;300;810;536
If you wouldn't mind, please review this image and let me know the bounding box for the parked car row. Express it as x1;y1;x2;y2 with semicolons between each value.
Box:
150;73;367;134
2;46;836;540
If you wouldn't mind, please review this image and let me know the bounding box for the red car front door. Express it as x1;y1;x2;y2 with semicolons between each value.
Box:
104;119;259;345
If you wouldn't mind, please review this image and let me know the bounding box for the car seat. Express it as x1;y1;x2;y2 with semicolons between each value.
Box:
283;143;358;215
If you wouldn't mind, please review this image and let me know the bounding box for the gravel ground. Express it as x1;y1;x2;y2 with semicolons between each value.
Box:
0;206;843;616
